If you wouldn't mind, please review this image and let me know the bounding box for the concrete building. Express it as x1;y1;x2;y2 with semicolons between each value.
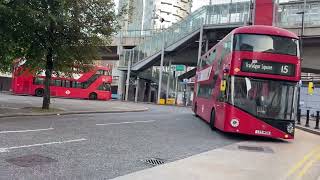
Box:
153;0;192;29
119;0;156;31
119;0;192;31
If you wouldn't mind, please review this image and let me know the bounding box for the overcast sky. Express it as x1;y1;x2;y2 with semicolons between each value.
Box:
192;0;210;12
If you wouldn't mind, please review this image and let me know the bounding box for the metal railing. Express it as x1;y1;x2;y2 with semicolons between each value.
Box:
276;0;320;28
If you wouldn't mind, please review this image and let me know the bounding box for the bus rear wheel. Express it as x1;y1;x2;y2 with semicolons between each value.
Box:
89;92;97;100
210;109;216;131
35;88;44;97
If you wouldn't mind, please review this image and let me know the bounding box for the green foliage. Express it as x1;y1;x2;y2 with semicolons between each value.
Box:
0;0;120;74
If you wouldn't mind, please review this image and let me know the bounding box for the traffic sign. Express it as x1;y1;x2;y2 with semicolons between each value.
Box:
176;65;185;71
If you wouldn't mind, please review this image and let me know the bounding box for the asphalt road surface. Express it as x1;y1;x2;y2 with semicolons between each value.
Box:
0;104;288;179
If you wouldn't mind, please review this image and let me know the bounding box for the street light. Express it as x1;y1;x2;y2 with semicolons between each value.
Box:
296;0;306;124
296;0;306;58
296;11;305;58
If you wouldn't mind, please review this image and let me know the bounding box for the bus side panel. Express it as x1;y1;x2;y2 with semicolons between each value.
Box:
195;97;211;123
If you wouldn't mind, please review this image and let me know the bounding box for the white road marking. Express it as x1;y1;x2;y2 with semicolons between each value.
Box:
96;120;156;126
1;107;20;110
0;128;54;134
0;138;86;153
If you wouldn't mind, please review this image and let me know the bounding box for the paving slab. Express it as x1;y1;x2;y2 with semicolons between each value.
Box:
296;117;320;136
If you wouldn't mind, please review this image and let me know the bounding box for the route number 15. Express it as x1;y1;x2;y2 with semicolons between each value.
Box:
281;65;289;74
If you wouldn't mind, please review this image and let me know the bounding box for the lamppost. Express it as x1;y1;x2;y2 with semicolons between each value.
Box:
297;0;307;56
296;0;306;124
296;10;305;57
156;15;165;104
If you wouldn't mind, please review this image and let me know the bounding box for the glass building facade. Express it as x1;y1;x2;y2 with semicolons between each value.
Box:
119;0;192;32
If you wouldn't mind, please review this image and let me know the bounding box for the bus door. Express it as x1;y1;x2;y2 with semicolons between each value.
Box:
214;76;229;129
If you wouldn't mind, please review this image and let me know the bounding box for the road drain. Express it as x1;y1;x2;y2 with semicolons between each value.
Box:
238;145;265;152
6;154;57;167
142;158;165;166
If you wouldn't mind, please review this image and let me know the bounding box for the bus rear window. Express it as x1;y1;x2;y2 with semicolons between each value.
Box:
234;34;299;56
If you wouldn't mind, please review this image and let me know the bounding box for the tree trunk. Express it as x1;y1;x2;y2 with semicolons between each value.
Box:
42;48;53;109
43;0;54;109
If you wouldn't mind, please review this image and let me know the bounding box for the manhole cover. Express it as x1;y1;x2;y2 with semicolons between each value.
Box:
238;145;265;152
6;154;57;167
142;158;165;166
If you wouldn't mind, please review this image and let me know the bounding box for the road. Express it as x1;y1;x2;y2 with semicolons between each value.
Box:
0;104;240;179
0;104;320;179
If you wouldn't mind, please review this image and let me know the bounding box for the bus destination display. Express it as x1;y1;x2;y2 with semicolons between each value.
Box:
241;59;295;76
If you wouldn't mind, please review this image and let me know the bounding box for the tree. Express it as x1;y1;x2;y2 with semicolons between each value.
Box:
0;0;120;109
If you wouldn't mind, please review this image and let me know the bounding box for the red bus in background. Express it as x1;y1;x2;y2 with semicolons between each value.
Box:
11;63;112;100
193;25;301;139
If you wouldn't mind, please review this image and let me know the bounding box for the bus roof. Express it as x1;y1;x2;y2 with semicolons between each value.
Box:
233;25;299;39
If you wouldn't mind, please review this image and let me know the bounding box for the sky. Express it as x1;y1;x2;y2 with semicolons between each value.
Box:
192;0;210;12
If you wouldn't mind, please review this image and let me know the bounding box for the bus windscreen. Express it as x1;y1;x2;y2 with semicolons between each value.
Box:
234;34;299;56
230;76;298;121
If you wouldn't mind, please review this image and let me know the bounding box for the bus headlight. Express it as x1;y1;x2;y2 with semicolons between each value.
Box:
287;123;294;134
230;119;240;128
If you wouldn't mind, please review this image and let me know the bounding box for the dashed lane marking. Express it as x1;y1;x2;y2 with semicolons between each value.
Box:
0;138;87;153
0;128;54;134
96;120;156;126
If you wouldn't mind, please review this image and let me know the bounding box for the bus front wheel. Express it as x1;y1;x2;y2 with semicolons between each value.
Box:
89;92;97;100
35;88;44;97
210;109;216;131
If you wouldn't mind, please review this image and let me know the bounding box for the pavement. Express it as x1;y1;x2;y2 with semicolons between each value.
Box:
112;129;320;180
296;117;320;136
0;93;148;118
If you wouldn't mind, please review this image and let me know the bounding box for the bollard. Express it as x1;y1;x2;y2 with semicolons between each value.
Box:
315;111;320;129
305;110;310;127
297;109;301;125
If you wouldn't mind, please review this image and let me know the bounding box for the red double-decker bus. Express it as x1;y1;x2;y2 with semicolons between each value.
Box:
193;25;301;139
11;62;112;100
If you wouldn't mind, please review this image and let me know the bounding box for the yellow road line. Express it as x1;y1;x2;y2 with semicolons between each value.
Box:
286;145;320;177
296;154;320;180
